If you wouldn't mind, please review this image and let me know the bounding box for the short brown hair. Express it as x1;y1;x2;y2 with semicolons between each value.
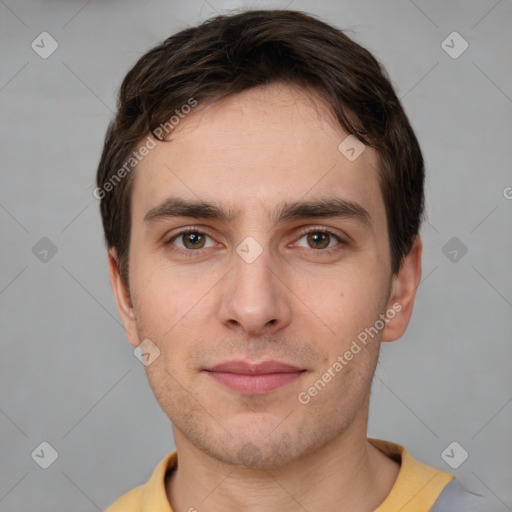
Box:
96;9;424;284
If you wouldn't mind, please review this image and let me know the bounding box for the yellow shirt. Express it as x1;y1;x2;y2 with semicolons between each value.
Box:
106;438;454;512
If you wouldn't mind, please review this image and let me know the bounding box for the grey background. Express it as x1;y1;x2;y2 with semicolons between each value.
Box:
1;0;511;511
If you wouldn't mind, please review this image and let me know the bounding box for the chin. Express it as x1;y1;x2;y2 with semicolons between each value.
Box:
208;439;301;469
186;421;338;470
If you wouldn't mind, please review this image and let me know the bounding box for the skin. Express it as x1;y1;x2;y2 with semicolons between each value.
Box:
109;83;422;512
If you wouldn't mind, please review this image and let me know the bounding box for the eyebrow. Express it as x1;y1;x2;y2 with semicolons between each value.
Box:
143;197;372;228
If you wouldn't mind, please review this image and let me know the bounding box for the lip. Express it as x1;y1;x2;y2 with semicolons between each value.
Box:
204;360;306;394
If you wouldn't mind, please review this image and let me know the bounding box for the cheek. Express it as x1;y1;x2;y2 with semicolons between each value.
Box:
297;341;379;431
130;267;211;374
144;354;201;431
294;264;388;340
130;260;204;336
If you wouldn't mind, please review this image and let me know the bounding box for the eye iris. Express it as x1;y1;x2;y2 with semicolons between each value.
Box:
307;232;329;249
183;232;205;249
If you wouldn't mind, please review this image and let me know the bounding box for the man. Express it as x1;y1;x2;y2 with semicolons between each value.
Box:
96;9;484;512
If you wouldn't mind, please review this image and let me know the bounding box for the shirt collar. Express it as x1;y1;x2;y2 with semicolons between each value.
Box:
139;439;453;511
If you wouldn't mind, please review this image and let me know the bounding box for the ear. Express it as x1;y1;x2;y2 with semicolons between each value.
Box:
108;248;140;348
381;236;422;342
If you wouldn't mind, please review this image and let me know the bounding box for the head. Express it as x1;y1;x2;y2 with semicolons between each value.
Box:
97;10;423;468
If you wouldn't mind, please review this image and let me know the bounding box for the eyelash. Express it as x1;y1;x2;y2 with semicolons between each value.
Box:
293;227;347;254
164;226;347;256
164;227;214;258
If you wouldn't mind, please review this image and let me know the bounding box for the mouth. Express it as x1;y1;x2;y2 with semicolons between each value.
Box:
203;360;307;395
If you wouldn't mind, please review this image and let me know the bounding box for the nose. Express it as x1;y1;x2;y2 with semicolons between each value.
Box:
217;245;292;337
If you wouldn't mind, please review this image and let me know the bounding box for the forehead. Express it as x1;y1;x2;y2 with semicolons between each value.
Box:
131;83;385;226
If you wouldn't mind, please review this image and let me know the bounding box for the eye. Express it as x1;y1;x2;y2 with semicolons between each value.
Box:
294;229;344;250
166;229;216;250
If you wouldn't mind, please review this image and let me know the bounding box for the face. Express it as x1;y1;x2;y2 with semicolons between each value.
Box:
109;83;421;468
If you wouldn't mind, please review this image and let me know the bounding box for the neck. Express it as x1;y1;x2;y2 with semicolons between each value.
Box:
166;418;399;512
